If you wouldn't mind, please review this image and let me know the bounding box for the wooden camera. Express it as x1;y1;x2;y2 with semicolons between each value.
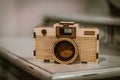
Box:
34;22;99;64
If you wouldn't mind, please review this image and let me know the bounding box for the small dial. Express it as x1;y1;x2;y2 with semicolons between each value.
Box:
41;29;47;36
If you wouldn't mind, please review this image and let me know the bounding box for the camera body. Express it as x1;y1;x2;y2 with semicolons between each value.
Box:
34;22;99;64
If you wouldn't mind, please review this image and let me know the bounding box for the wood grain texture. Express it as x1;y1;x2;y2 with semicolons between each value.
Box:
34;23;99;64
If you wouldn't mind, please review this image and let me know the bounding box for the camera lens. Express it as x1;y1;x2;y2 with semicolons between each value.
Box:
54;40;75;61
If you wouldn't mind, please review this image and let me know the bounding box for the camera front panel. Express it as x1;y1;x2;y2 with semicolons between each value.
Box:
34;22;99;64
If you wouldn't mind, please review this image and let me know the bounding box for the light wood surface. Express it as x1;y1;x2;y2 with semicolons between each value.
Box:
34;23;99;64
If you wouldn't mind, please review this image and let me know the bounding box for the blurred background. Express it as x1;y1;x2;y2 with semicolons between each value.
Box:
0;0;120;80
0;0;120;47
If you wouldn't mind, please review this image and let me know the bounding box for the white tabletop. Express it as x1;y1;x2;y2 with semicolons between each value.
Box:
0;37;120;80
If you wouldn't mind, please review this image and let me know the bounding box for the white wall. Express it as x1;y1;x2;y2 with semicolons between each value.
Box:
0;0;17;36
16;0;86;37
0;0;86;37
0;0;110;37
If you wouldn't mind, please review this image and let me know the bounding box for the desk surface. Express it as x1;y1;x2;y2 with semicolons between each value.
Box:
0;37;120;80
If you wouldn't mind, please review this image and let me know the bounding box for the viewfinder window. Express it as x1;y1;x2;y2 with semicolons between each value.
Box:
60;28;72;35
64;29;72;33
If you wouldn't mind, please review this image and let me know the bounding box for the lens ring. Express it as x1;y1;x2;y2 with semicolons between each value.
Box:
54;41;75;61
52;38;78;64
